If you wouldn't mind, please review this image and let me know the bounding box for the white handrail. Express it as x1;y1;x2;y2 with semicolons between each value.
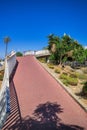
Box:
0;51;16;129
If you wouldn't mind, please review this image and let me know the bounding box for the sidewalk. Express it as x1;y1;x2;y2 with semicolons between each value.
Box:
2;56;87;130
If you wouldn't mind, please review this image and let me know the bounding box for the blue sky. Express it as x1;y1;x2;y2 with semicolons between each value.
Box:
0;0;87;57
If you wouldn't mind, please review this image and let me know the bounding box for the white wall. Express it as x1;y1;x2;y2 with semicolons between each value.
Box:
7;51;16;76
0;51;16;129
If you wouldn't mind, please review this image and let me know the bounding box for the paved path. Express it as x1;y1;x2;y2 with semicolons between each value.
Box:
3;56;87;129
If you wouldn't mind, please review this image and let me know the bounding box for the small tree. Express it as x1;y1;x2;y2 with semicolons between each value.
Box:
73;47;86;64
85;49;87;60
48;34;64;64
47;33;86;65
16;52;23;57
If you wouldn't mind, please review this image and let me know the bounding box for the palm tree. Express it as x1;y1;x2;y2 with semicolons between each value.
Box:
4;36;11;57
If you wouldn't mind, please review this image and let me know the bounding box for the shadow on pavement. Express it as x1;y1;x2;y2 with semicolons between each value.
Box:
8;102;84;130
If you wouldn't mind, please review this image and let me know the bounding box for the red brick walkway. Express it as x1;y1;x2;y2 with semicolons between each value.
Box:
3;55;87;130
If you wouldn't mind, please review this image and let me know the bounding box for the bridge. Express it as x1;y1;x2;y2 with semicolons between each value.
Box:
24;49;51;58
0;52;87;129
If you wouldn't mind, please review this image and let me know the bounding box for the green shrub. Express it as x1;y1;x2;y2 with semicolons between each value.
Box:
39;58;46;63
47;64;54;69
16;52;23;57
67;77;78;86
54;68;61;73
59;73;68;79
49;66;54;69
62;72;68;75
62;80;69;86
82;82;87;96
69;73;78;78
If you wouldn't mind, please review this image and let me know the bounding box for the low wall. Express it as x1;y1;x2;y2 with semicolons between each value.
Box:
0;51;16;129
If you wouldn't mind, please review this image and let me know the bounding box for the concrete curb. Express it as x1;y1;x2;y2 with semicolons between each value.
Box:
38;61;87;112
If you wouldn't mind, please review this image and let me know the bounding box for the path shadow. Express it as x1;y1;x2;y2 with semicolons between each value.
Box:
32;102;62;129
9;102;84;130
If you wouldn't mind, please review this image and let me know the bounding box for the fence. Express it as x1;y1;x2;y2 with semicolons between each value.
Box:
0;51;16;129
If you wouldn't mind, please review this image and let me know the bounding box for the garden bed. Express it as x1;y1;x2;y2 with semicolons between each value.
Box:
39;61;87;108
